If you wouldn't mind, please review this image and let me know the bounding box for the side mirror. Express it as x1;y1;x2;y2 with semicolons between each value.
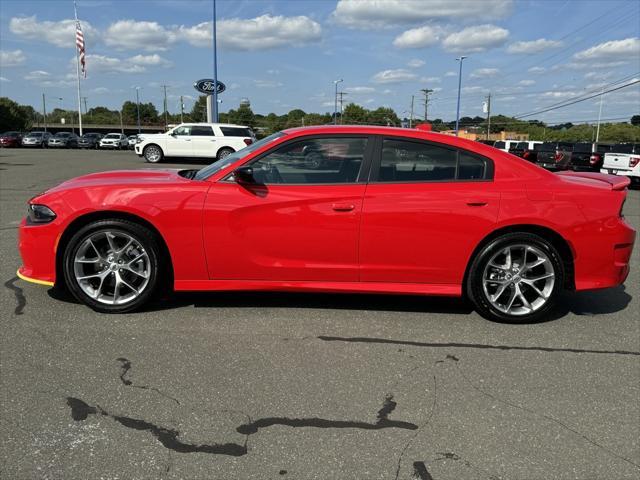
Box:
233;166;255;184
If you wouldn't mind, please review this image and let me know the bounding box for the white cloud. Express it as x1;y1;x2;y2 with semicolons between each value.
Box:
573;37;639;61
518;79;535;86
80;54;171;74
0;49;25;67
507;38;562;54
443;24;509;53
92;87;109;94
470;68;499;78
178;15;322;50
407;58;425;68
444;71;457;77
24;70;51;81
541;91;578;99
345;86;376;93
584;71;613;80
393;26;442;49
331;0;513;29
104;20;175;51
420;76;441;83
371;68;417;83
528;66;546;74
267;69;280;75
0;76;9;82
10;16;96;48
253;79;284;88
462;85;489;94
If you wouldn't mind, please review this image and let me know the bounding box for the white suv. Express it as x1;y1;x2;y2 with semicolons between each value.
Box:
99;133;128;149
134;123;255;163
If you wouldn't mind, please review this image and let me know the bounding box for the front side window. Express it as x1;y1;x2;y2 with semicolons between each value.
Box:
376;139;487;182
248;137;367;184
173;126;191;136
191;126;214;136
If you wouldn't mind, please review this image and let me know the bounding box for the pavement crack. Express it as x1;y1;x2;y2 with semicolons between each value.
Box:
394;374;438;480
66;397;247;456
318;335;640;357
4;276;26;315
236;395;417;435
116;357;180;405
452;359;640;470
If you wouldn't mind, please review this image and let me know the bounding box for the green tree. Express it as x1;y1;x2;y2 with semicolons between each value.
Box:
342;103;367;124
631;115;640;126
0;97;32;131
367;107;400;126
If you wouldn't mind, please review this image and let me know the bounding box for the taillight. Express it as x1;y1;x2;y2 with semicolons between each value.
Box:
629;156;640;168
589;153;601;165
554;151;564;162
523;150;530;159
243;138;253;146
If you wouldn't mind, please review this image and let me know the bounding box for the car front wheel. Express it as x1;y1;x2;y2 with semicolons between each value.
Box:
466;232;564;323
63;220;162;313
217;147;234;160
144;145;163;163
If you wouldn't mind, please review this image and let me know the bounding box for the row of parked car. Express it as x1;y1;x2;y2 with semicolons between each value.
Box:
0;131;139;149
481;139;639;185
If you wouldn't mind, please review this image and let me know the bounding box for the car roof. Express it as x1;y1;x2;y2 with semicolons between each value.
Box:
180;123;250;128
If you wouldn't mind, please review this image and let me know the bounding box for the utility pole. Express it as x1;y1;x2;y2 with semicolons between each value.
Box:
409;95;414;128
42;93;47;132
337;91;347;124
595;86;605;145
161;84;169;129
485;93;491;140
333;79;343;124
455;56;467;136
180;95;184;123
420;88;433;122
135;87;141;134
118;110;124;134
81;96;88;115
212;0;219;123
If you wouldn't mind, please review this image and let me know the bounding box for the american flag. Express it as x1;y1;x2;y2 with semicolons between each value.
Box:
76;20;86;78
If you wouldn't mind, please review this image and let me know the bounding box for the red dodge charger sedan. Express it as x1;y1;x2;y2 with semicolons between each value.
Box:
17;126;635;322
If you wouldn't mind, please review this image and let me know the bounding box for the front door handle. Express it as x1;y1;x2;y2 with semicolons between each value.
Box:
332;203;355;212
466;200;488;206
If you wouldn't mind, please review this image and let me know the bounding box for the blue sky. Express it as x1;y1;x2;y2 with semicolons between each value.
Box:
0;0;639;124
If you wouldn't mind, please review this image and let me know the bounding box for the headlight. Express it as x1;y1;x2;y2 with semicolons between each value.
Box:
136;137;144;144
27;204;56;224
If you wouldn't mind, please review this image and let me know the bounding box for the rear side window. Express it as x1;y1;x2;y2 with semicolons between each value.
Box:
573;143;592;153
191;126;214;136
533;143;542;151
558;142;573;150
494;141;505;149
515;142;528;149
220;127;253;137
540;143;556;151
377;139;487;182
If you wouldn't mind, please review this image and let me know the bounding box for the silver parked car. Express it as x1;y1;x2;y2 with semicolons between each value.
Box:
48;132;79;148
99;133;128;149
22;131;52;147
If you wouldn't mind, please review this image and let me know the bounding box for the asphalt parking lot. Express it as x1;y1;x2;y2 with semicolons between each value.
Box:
1;147;639;480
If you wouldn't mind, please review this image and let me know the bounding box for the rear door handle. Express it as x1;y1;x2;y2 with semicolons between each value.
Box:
332;203;355;212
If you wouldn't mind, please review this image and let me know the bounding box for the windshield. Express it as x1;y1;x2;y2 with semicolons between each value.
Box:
55;132;71;137
104;134;120;139
27;132;43;138
195;132;285;180
82;133;98;138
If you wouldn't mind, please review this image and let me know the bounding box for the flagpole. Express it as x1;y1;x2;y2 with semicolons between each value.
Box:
74;0;83;135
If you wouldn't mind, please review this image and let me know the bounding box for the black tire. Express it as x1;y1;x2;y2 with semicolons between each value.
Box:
63;219;163;313
217;147;234;161
466;232;564;323
144;144;164;163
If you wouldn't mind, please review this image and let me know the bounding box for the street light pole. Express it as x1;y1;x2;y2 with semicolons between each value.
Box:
334;79;343;125
135;87;141;134
42;93;47;132
455;56;467;136
595;86;605;145
212;0;219;123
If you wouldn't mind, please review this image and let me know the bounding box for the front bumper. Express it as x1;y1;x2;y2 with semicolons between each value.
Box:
18;218;60;285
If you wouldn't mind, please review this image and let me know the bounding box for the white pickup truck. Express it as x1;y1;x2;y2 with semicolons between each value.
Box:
135;123;255;163
601;144;639;186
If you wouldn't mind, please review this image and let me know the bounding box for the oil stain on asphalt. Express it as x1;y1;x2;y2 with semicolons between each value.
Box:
4;276;26;315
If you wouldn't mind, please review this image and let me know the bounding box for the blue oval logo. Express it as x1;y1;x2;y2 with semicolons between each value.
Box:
194;79;226;95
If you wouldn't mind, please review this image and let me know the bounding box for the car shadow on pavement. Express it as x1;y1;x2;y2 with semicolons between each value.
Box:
47;285;631;320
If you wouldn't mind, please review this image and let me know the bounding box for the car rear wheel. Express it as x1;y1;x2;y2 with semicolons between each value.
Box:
217;147;234;160
466;233;564;323
144;145;163;163
63;220;162;313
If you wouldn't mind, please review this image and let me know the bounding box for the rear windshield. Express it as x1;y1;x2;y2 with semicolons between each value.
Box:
540;143;556;151
611;144;636;154
220;127;253;137
494;141;505;149
573;143;592;153
558;142;573;150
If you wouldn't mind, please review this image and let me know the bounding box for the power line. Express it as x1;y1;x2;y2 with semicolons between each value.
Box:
514;80;640;119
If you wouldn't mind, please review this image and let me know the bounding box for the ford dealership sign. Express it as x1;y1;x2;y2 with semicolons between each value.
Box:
194;79;226;95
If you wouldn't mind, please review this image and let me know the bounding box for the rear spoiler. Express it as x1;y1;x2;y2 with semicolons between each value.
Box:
556;171;630;191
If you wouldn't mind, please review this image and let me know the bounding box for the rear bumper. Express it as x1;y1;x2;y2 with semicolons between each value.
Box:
572;217;635;291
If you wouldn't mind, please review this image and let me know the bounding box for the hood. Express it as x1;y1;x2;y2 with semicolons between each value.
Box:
44;169;190;194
